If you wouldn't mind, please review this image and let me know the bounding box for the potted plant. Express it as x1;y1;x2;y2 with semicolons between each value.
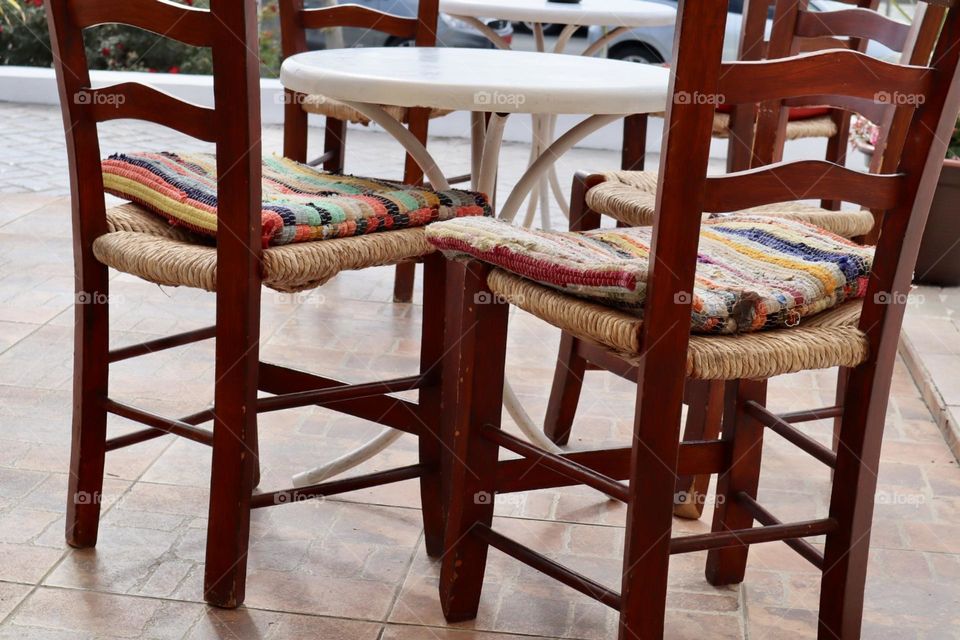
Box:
852;113;960;285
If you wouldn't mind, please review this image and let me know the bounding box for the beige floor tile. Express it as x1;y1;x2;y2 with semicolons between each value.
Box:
186;608;381;640
7;587;204;639
0;582;32;623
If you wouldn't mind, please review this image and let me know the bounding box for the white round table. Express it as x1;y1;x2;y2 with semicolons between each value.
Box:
281;47;671;487
439;0;676;224
440;0;676;53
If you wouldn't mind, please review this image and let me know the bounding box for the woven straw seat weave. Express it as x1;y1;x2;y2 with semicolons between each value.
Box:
487;269;868;381
300;94;451;125
712;112;839;140
585;170;875;239
94;203;434;293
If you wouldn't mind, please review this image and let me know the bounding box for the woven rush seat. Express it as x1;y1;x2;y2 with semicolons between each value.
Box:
488;269;868;380
712;112;839;140
95;203;435;293
300;94;451;125
585;170;875;239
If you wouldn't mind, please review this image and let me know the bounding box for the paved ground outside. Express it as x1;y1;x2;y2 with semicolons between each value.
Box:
0;100;958;639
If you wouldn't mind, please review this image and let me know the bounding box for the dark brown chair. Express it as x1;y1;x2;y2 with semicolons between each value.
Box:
437;0;960;638
46;0;453;608
726;0;879;192
542;0;946;520
279;0;455;304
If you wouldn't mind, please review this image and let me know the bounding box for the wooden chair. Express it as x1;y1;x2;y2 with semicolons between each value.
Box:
46;0;456;608
726;0;879;191
542;0;945;520
437;0;960;637
279;0;456;303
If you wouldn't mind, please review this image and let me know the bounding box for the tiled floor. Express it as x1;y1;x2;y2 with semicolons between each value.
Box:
1;102;959;638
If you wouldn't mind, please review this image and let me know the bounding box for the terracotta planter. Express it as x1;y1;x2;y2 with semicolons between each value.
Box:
915;159;960;286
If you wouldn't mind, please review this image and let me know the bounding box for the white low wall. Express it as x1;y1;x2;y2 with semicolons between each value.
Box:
0;65;854;164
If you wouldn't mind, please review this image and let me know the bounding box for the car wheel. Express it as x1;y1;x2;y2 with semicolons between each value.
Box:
386;37;415;47
519;21;565;36
608;42;664;64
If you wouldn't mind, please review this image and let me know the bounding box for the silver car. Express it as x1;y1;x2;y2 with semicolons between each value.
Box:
305;0;512;50
587;0;896;63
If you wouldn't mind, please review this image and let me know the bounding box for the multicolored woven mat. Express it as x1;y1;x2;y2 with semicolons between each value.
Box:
426;216;874;334
102;152;492;247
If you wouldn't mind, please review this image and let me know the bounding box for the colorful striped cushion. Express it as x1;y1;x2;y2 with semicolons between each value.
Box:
426;216;873;334
102;152;492;247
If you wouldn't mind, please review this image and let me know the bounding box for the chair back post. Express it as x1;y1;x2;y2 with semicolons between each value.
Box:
45;0;107;255
279;0;308;58
752;0;808;167
820;4;960;634
405;0;439;185
415;0;440;46
859;4;960;363
209;0;263;260
727;0;773;171
618;2;728;630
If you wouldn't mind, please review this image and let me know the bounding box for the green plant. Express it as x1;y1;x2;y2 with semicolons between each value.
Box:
949;114;960;160
1;0;280;77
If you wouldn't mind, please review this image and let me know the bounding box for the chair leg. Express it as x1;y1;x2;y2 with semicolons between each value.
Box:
203;281;261;609
542;173;602;445
821;112;850;210
393;262;417;303
674;379;725;519
439;261;509;622
283;92;308;164
417;253;446;557
543;332;587;446
818;364;891;639
705;378;767;586
66;261;110;548
323;117;347;174
618;368;689;639
621;114;647;171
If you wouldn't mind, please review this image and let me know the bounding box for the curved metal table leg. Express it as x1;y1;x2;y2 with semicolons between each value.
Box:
292;428;405;488
500;114;622;223
341;100;451;190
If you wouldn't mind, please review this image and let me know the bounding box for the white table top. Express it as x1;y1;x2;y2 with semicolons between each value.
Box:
440;0;676;28
281;47;671;115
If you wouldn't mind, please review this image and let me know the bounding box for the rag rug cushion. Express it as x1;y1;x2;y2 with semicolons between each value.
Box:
102;152;492;247
425;216;873;334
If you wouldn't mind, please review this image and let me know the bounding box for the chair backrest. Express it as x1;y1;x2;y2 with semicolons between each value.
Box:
641;0;960;421
751;0;946;167
45;0;263;260
277;0;441;183
727;0;880;170
278;0;440;58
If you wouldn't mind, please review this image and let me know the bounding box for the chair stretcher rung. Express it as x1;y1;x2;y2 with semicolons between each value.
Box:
745;401;838;468
778;405;844;424
482;425;629;502
108;325;216;363
473;524;622;610
670;517;837;555
251;464;426;509
736;492;825;569
257;362;423;434
104;399;214;448
256;374;425;414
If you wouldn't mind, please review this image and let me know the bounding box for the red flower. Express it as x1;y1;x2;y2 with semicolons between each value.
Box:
101;47;111;56
168;66;180;74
